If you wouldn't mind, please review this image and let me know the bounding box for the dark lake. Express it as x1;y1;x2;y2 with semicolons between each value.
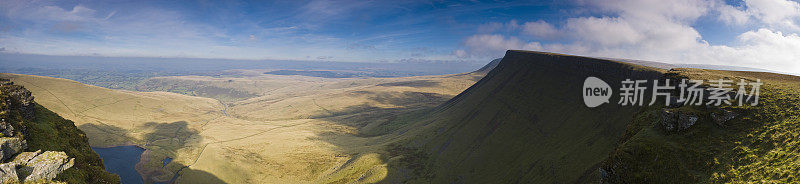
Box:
93;146;145;184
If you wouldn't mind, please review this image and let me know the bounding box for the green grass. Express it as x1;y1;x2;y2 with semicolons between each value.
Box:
378;50;666;183
602;68;800;183
25;103;120;184
1;80;119;183
371;51;800;183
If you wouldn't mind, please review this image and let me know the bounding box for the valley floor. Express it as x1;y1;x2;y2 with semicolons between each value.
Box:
0;71;483;183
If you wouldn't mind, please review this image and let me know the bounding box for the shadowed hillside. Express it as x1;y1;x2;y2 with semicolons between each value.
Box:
473;58;502;74
382;50;666;183
374;50;800;183
7;49;798;183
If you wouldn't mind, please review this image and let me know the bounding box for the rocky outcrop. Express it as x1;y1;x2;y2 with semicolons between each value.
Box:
711;110;738;127
0;163;17;183
0;148;74;183
19;151;75;182
0;80;35;120
660;109;699;132
0;121;13;137
0;137;25;162
12;150;41;166
0;79;76;183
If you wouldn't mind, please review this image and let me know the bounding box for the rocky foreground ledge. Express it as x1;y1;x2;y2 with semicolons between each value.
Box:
0;79;76;183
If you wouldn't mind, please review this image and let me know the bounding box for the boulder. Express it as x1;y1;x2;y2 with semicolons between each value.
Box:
0;120;12;137
12;150;41;165
21;151;74;182
660;109;698;132
0;163;17;183
0;137;26;162
711;110;737;127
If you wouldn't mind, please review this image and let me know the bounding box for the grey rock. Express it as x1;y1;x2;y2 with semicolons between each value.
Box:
0;137;26;162
1;84;35;120
597;167;609;181
661;110;677;131
21;151;74;182
12;150;41;166
0;162;17;183
711;110;737;127
0;121;12;137
661;109;698;132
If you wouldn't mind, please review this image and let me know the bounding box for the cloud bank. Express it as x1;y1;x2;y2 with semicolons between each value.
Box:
458;0;800;74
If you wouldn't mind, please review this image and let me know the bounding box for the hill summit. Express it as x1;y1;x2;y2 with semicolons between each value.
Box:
382;50;800;183
381;50;663;183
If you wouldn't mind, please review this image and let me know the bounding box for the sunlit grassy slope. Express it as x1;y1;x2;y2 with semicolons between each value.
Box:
0;73;223;147
7;50;798;183
602;68;800;183
0;82;119;183
0;69;484;183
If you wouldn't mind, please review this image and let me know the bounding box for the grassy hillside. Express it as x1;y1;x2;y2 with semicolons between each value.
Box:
601;68;800;183
372;51;800;183
28;104;122;183
367;50;665;183
12;49;798;183
0;70;484;183
0;81;119;183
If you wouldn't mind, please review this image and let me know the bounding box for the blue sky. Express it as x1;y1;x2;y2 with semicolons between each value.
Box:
1;0;800;73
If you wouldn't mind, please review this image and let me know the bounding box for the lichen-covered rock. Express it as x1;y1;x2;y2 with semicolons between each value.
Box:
711;110;737;127
21;151;74;182
0;82;35;120
0;120;12;137
660;109;698;132
0;162;17;183
12;150;41;166
0;137;26;162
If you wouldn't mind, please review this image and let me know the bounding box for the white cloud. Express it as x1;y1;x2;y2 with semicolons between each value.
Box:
476;22;504;33
586;0;711;23
457;0;800;74
745;0;800;31
564;17;645;47
453;49;468;58
522;20;559;40
5;4;99;22
703;28;800;72
460;34;541;58
477;20;521;33
717;4;750;25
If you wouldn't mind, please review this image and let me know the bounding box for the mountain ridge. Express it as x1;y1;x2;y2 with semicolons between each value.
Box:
377;50;664;183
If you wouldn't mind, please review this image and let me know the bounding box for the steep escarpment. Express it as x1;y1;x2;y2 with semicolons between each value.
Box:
0;79;119;183
473;58;502;74
384;50;665;183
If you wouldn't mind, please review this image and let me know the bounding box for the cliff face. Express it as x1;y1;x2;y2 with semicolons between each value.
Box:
391;51;665;183
0;79;119;183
